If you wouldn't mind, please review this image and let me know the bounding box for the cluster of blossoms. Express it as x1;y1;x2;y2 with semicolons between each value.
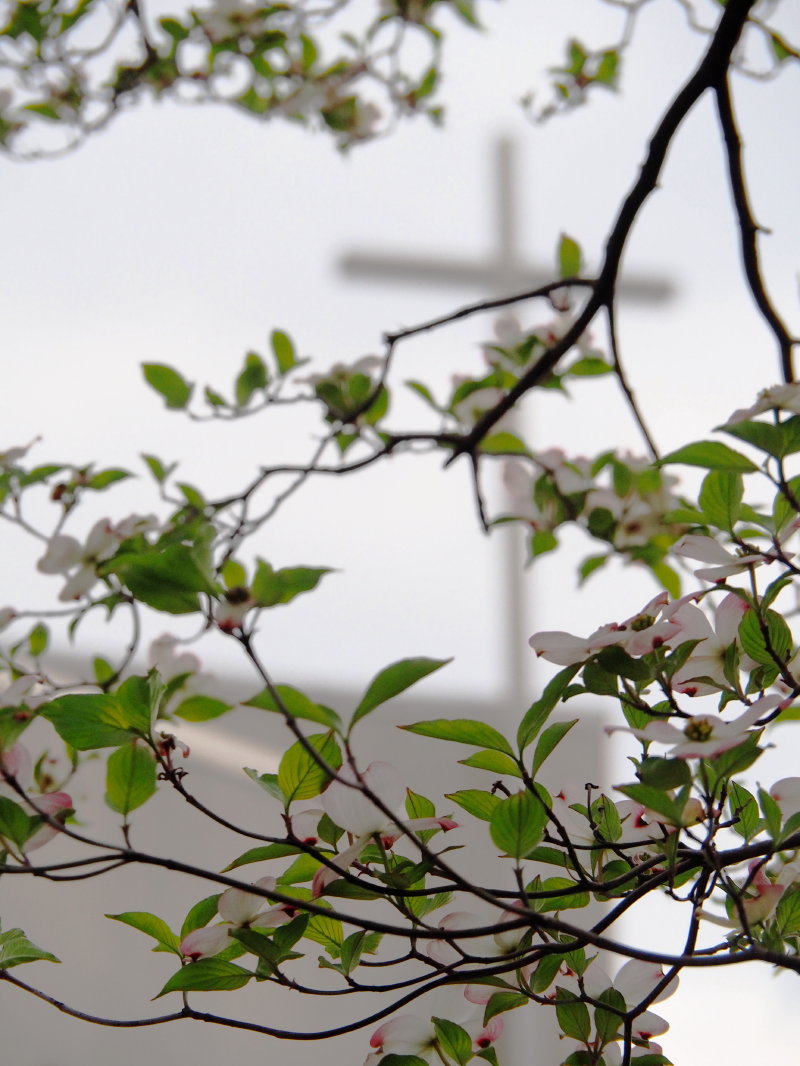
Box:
36;514;159;601
0;734;72;858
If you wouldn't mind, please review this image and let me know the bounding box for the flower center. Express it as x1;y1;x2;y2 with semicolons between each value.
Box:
683;717;714;741
630;613;655;632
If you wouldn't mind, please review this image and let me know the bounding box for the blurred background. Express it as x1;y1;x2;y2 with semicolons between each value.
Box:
1;0;800;1061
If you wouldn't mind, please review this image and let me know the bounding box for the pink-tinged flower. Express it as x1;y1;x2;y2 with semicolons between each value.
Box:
503;461;558;530
367;1014;436;1063
114;513;160;539
37;518;121;600
536;448;593;495
607;694;782;759
529;592;680;666
148;634;202;678
179;924;233;961
724;384;800;425
672;534;771;582
322;761;405;837
770;777;800;818
700;861;787;931
668;592;755;696
0;673;49;710
604;1040;666;1065
217;876;290;928
213;587;256;633
470;1016;504;1050
179;876;293;960
426;910;523;966
287;808;325;845
557;958;677;1041
25;791;72;851
313;762;458;897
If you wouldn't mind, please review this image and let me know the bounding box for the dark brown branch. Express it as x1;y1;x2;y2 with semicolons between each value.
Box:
714;74;797;383
447;0;758;462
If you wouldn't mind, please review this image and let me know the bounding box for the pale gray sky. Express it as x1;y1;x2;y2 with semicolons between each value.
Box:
2;1;800;1061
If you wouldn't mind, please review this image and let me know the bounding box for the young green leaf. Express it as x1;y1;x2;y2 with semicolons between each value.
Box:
401;717;512;755
277;732;342;803
490;789;547;858
351;657;451;729
155;958;252;997
0;927;60;967
142;363;193;409
245;684;342;730
106;911;181;954
105;741;157;816
658;441;757;473
517;665;579;750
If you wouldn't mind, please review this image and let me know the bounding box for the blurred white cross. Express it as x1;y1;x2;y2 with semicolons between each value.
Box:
338;136;674;709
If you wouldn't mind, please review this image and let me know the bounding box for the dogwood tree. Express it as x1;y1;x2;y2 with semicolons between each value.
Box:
0;2;799;1065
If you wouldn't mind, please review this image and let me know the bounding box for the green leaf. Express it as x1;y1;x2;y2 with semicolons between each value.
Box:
245;685;341;730
352;658;451;729
639;757;691;790
243;768;284;801
39;693;134;750
699;470;743;531
479;432;530;455
595;646;652;681
616;784;682;824
141;453;176;484
555;991;591;1043
304;912;344;954
405;789;435;820
378;1057;430;1066
223;843;301;871
117;671;164;734
155;958;252;997
722;419;786;457
728;781;759;841
460;750;522;778
490;789;547;858
531;719;578;775
401;717;512;755
758;786;782;841
173;695;234;722
85;468;132;490
0;797;34;848
483;991;529;1024
105;741;157;816
106;911;181;954
535;877;590;912
558;233;582;278
235;351;268;407
180;895;221;938
738;608;793;666
445;789;501;821
0;927;60;967
568;357;612;377
250;561;332;608
658;441;757;473
112;546;217;614
142;363;193;409
433;1018;472;1066
594;986;625;1043
277;732;342;803
517;665;580;750
28;623;48;657
271;330;297;375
